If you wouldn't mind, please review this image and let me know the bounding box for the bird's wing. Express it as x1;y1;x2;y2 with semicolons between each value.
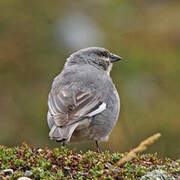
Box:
48;84;106;141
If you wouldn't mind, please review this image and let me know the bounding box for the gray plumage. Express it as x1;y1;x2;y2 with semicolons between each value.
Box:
47;47;122;147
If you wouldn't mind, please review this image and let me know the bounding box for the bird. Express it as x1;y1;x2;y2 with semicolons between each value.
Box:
47;47;122;153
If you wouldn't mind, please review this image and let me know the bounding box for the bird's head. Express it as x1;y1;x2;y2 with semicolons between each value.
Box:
65;47;122;74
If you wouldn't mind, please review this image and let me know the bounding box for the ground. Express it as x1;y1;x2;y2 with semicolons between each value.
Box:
0;143;180;179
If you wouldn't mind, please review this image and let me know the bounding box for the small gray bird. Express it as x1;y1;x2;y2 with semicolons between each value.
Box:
47;47;122;152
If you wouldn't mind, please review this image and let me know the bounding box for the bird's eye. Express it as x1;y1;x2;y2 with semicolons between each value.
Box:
95;51;108;57
101;51;109;57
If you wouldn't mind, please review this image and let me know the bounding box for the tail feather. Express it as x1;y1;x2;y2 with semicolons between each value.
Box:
49;123;79;142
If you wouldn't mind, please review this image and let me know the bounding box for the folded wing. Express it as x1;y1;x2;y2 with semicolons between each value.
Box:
48;85;106;142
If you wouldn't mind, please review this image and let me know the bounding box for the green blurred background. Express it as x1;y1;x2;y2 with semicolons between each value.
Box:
0;0;180;158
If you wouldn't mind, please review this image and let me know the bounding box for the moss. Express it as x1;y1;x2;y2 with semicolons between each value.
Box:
0;143;179;179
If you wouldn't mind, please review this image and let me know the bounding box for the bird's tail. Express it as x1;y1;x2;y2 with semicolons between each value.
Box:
49;123;79;143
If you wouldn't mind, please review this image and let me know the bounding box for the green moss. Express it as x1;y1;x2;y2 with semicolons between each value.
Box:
0;143;179;179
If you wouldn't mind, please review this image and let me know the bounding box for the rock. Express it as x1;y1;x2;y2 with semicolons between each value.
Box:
2;169;14;176
24;171;33;178
17;177;32;180
140;170;176;180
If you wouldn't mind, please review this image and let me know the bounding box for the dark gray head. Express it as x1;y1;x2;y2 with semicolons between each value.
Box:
65;47;122;74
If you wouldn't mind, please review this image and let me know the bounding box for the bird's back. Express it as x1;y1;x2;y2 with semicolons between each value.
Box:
47;64;120;142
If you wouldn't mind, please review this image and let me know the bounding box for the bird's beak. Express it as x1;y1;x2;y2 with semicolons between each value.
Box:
110;54;123;63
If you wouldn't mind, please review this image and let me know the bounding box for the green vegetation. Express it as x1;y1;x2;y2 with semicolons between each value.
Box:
0;143;180;179
0;0;180;158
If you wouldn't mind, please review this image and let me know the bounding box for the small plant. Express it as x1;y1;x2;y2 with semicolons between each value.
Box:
0;141;179;179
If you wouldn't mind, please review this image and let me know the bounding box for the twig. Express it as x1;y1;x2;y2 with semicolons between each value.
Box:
117;133;161;165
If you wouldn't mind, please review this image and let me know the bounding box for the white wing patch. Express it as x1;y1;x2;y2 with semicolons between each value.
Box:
86;102;106;117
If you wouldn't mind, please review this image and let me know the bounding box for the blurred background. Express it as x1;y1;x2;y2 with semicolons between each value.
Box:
0;0;180;158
